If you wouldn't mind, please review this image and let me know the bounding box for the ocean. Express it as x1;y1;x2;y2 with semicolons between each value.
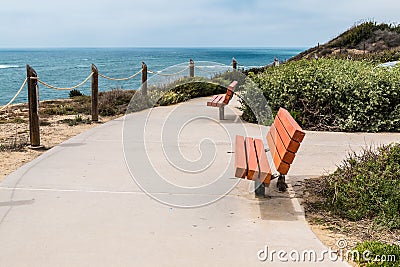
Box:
0;48;304;106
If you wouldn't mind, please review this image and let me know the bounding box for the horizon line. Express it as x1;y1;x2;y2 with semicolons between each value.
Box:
0;46;308;50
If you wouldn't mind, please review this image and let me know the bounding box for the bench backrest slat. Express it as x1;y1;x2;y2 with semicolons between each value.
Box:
266;131;291;174
223;81;238;104
269;124;296;164
277;108;305;143
228;81;238;90
267;107;305;175
273;116;301;153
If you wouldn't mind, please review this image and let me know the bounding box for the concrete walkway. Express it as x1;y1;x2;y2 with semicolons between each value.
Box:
0;96;399;266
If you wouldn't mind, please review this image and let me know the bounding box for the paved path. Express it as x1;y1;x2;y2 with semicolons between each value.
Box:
0;96;399;266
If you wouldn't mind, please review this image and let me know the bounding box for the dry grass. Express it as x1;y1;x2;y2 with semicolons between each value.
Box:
301;177;400;248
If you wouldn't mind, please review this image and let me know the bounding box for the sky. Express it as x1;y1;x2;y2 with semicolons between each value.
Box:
1;0;399;48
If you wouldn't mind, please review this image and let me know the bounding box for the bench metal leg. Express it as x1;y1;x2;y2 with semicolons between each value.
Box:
277;174;288;192
219;106;225;120
254;178;265;197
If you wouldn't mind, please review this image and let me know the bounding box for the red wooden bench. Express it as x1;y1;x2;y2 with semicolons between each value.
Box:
207;81;238;120
234;107;306;196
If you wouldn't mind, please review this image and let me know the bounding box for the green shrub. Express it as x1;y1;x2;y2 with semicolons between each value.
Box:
354;241;400;267
245;58;400;132
98;89;135;116
69;89;84;98
41;96;91;116
328;49;400;63
157;91;190;106
62;115;91;126
12;117;26;124
319;143;400;229
42;104;79;116
156;80;226;106
238;79;273;125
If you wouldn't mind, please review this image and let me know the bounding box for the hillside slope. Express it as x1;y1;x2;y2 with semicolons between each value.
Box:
291;21;400;62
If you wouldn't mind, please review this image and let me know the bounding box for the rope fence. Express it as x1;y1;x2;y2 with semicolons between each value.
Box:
147;66;190;77
0;78;28;111
0;58;240;148
98;69;142;81
32;72;94;91
195;65;233;75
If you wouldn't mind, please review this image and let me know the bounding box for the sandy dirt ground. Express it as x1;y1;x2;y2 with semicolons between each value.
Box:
1;109;114;181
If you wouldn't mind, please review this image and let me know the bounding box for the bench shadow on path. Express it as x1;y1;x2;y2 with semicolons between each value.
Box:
256;177;306;222
219;114;238;123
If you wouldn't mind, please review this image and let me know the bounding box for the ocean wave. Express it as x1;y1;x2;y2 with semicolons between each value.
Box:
0;64;19;69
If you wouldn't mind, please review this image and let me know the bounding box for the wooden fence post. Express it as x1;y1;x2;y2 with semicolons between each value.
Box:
142;62;147;97
232;58;237;71
189;59;195;77
91;64;99;122
26;65;40;147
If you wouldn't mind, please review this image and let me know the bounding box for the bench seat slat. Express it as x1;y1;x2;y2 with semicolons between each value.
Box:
277;108;305;143
211;95;222;107
211;95;224;107
254;138;272;185
234;135;247;178
245;137;259;180
207;95;219;106
216;97;225;108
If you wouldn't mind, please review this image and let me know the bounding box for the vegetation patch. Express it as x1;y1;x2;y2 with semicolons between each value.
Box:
291;21;400;62
302;144;400;266
98;89;135;116
327;21;400;50
155;79;227;106
305;143;400;229
244;58;400;132
0;136;29;151
61;115;91;126
41;96;90;116
41;90;135;117
354;241;400;267
0;117;26;124
69;89;84;98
